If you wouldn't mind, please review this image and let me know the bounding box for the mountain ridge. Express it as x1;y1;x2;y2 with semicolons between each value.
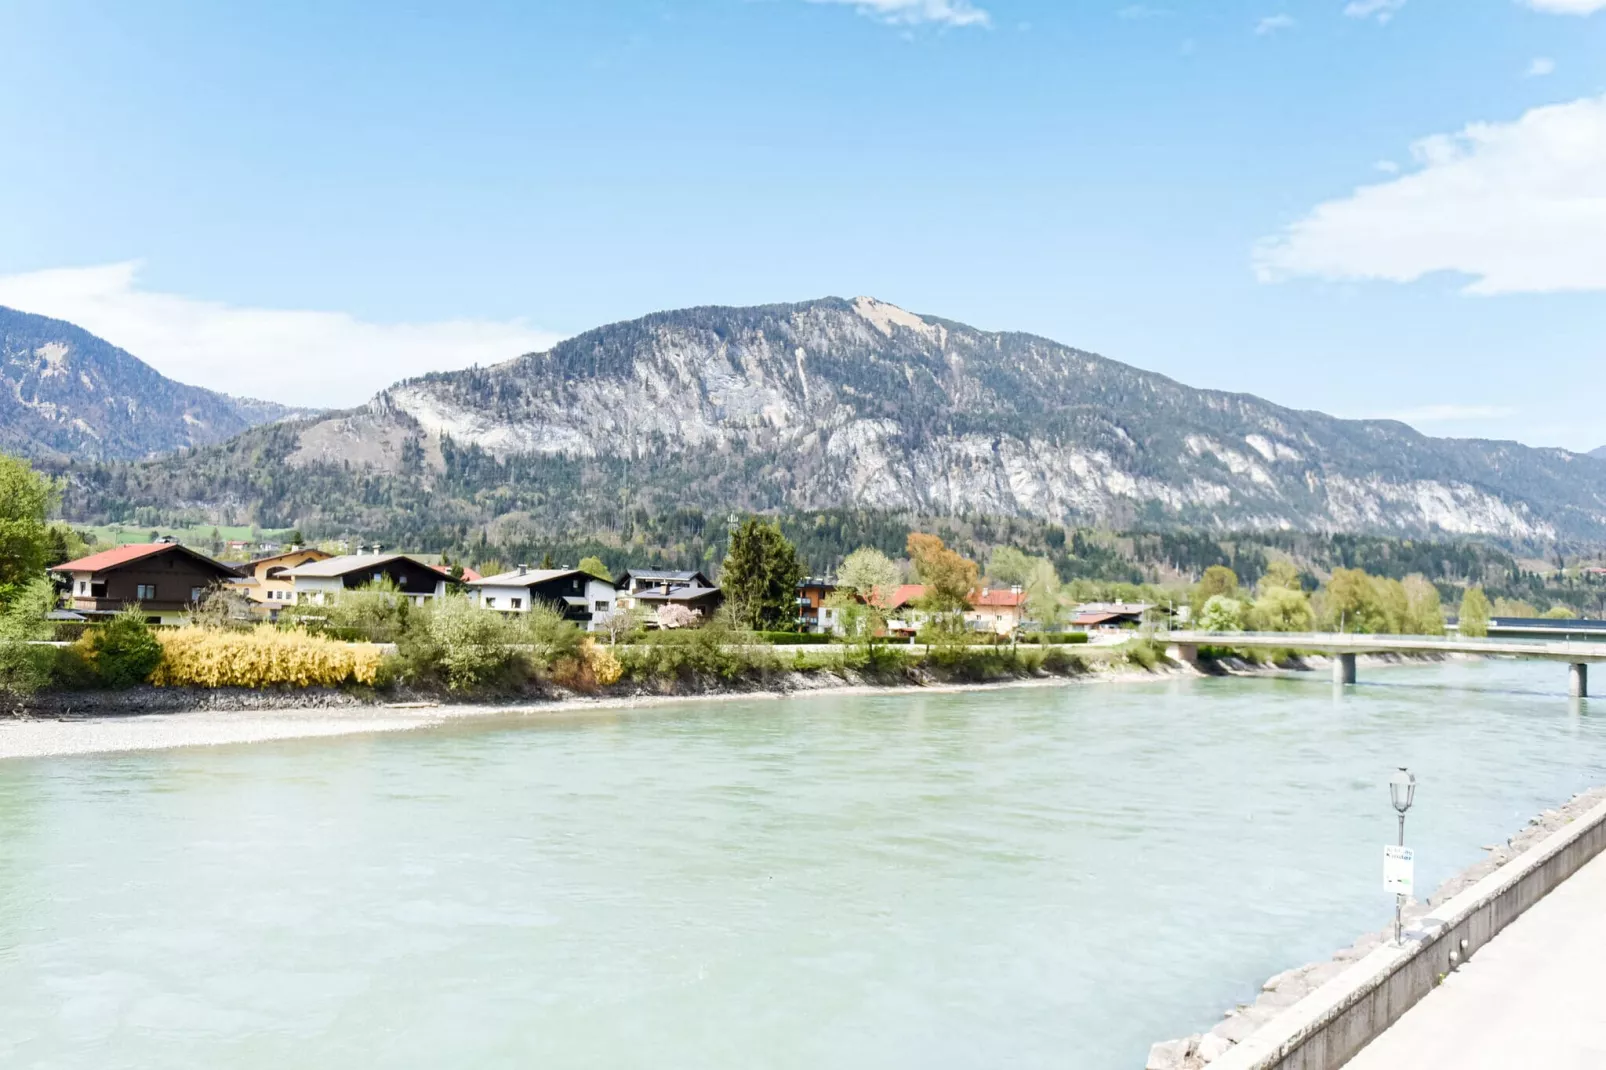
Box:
54;296;1606;544
0;305;309;461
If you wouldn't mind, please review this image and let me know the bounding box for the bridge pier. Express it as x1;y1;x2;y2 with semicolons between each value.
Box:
1571;663;1588;699
1333;653;1357;686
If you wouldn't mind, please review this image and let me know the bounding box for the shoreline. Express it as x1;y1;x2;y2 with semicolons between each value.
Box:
0;652;1450;762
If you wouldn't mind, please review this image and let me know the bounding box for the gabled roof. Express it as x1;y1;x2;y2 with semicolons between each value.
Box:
245;547;333;569
632;584;721;603
468;568;592;589
431;563;482;583
971;588;1026;608
283;553;435;578
620;568;713;586
885;584;926;611
51;542;239;578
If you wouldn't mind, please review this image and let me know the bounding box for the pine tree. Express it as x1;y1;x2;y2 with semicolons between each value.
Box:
720;518;804;631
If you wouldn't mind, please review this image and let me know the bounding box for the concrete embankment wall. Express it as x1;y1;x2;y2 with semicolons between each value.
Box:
1207;795;1606;1070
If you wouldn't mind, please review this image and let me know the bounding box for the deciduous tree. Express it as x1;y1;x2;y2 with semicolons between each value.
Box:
907;532;978;614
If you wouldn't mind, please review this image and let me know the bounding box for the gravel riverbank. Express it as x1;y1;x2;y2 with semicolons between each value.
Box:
0;651;1442;762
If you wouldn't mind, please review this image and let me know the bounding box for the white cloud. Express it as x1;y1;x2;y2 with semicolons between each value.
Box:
1254;94;1606;295
0;262;562;409
1343;0;1406;23
1523;0;1606;13
1255;14;1296;34
1525;56;1557;77
806;0;990;27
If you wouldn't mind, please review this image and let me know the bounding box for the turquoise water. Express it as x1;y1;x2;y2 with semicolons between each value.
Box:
1;660;1602;1069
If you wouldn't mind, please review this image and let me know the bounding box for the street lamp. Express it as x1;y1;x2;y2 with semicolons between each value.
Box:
1388;767;1417;945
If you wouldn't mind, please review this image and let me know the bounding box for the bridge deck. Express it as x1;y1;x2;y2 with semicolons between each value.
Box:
1163;631;1606;662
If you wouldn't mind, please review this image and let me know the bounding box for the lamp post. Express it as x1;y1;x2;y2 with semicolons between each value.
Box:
1389;767;1417;946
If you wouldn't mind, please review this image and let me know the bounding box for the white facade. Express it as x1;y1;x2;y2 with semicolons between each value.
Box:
469;570;618;632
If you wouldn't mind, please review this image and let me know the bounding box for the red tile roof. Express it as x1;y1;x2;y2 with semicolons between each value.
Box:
970;589;1026;608
431;563;482;582
51;542;238;578
884;584;926;610
51;543;178;573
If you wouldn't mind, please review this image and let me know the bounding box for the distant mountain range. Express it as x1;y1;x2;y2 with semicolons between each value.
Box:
0;306;308;461
1591;446;1606;460
51;296;1606;544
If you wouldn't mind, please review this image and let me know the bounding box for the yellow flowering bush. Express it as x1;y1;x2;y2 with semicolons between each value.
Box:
151;626;385;689
550;639;623;692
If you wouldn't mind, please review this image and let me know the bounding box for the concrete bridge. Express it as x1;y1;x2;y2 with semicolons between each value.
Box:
1162;631;1606;697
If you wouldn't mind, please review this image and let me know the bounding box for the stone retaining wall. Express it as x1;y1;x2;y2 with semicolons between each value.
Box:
1146;786;1606;1069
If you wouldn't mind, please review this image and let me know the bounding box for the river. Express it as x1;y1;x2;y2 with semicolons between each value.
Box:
2;659;1603;1069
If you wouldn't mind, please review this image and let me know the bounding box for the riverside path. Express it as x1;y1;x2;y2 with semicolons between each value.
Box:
1342;846;1606;1069
1162;631;1606;696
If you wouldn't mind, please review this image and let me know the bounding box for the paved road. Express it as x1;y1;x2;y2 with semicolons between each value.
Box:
1346;849;1606;1070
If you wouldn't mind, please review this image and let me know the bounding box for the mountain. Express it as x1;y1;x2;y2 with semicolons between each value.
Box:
56;297;1606;543
1591;446;1606;460
0;305;308;461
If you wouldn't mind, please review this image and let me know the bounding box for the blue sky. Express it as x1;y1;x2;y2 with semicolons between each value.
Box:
1;0;1602;449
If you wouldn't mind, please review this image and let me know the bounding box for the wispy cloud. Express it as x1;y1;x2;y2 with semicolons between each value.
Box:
1374;159;1400;173
1523;0;1606;13
1525;56;1557;77
1343;0;1406;23
1255;13;1296;34
0;262;562;408
806;0;990;27
1255;94;1606;295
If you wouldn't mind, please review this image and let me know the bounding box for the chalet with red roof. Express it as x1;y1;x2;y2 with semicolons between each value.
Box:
51;541;240;624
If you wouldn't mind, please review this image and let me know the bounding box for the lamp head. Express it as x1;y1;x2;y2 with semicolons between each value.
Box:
1389;767;1416;815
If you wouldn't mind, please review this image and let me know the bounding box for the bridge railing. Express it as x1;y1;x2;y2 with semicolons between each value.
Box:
1158;630;1606;657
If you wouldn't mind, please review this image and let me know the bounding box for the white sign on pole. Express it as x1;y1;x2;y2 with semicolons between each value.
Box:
1383;845;1415;896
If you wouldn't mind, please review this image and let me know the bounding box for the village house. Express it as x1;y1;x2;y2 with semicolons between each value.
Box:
615;569;724;621
50;540;241;624
1069;603;1152;633
796;576;838;634
884;584;929;638
967;587;1028;635
467;567;617;630
283;553;451;605
228;547;333;615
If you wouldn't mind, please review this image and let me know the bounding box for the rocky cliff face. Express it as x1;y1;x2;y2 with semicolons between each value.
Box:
0;305;306;461
255;296;1605;541
57;297;1606;542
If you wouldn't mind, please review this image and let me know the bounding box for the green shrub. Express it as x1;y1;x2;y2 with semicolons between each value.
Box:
619;616;777;683
394;596;534;692
76;607;164;689
759;631;834;645
1121;638;1168;671
1041;647;1088;675
0;579;56;695
1021;632;1089;645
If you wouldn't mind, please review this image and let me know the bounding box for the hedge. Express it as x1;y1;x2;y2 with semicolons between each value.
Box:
151;627;385;689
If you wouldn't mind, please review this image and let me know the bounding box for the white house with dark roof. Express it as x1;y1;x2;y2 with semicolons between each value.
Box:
283;553;450;605
467;567;617;630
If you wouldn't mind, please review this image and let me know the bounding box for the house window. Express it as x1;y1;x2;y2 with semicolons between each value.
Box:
594;600;610;612
136;584;157;600
191;587;204;604
485;597;496;609
511;598;523;610
77;580;87;594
